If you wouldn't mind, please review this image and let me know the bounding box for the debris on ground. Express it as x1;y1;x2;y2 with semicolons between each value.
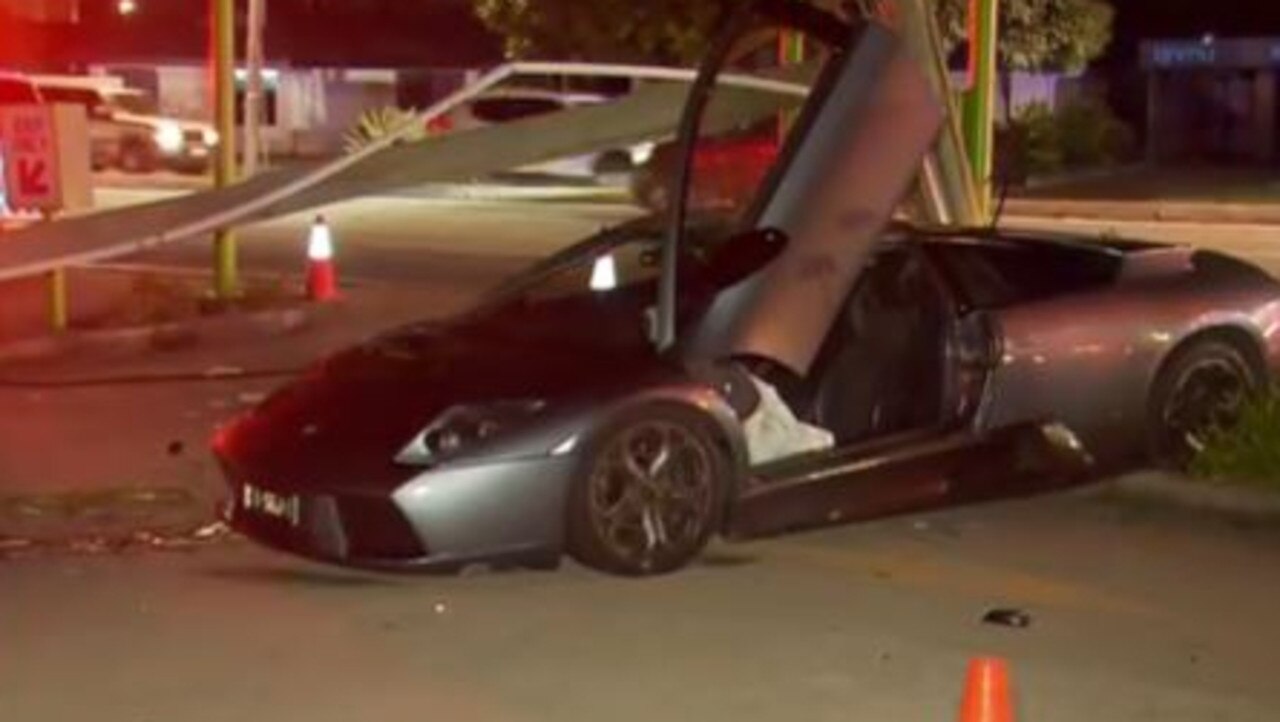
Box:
203;366;246;379
192;520;229;539
0;519;235;562
237;391;267;406
982;608;1033;629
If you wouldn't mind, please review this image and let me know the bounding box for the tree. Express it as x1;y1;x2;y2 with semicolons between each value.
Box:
473;0;1114;72
472;0;735;64
933;0;1114;73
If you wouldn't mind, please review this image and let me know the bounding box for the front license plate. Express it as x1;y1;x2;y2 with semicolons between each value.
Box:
242;483;300;526
190;146;209;158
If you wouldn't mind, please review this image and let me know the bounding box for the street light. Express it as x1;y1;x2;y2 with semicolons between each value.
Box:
117;0;138;16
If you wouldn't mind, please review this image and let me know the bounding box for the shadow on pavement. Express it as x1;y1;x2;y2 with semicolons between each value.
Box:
203;563;414;589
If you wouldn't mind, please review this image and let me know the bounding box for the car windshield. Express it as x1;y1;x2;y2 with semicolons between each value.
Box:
477;15;830;317
475;213;738;310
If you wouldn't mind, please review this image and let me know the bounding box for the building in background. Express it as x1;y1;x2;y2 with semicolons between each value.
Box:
1142;36;1279;164
0;0;79;23
2;0;502;158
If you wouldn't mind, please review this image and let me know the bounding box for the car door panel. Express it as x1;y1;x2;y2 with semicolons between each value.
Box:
689;24;943;375
726;422;1091;540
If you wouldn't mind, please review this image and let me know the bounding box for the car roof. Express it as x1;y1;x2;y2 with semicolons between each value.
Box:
473;87;608;105
884;221;1140;258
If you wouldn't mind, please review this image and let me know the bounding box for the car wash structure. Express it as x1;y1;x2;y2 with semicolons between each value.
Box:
0;0;986;324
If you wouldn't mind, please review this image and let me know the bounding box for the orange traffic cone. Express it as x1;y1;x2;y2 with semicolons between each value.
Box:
305;215;339;302
959;657;1014;722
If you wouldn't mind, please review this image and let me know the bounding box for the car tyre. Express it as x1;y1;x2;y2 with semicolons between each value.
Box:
1146;339;1261;469
119;141;157;174
593;150;634;177
567;405;728;576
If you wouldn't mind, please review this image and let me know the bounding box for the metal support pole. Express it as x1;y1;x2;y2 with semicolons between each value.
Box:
777;30;805;142
212;0;238;301
962;0;999;220
243;0;266;178
47;267;67;333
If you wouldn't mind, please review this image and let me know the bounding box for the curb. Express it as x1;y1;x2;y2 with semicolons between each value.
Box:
1003;200;1280;227
0;305;314;364
1087;470;1280;520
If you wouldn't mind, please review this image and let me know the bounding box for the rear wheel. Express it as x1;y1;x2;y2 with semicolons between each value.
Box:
118;140;156;174
567;407;727;575
1147;340;1261;469
593;150;634;177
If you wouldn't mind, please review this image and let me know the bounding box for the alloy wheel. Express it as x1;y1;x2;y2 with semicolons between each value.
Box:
585;420;716;572
1160;355;1250;463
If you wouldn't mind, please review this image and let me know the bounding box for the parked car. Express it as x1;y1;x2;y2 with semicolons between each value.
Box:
426;87;655;181
32;76;218;173
632;120;779;212
215;1;1280;577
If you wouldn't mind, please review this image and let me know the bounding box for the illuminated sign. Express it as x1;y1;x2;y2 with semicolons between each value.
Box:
0;105;60;211
1151;42;1216;68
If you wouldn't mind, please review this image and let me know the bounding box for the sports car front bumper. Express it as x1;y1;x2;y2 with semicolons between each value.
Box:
221;454;577;572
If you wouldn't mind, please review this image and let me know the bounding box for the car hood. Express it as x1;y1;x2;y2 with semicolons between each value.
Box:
112;111;213;133
687;24;943;376
216;292;666;492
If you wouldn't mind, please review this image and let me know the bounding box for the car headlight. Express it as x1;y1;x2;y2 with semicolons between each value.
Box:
630;141;657;166
202;127;220;146
395;399;546;466
154;122;184;153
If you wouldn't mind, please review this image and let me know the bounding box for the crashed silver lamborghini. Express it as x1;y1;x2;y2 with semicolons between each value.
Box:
214;0;1280;575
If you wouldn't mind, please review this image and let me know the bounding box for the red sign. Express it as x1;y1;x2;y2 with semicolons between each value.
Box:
0;105;61;211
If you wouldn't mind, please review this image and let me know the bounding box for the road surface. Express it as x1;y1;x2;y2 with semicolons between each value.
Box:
94;186;1280;286
98;189;641;287
4;492;1279;722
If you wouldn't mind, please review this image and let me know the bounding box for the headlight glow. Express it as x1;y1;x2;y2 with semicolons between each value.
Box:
629;141;657;165
202;127;220;146
395;399;546;466
154;122;184;153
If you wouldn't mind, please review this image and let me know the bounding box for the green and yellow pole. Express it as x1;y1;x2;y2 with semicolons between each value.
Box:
212;0;238;301
962;0;999;221
777;29;805;141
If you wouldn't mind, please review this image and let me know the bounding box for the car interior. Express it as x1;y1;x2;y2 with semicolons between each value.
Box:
747;246;952;446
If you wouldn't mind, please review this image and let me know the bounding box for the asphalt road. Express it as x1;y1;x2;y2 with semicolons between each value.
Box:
4;492;1279;722
100;189;642;287
96;186;1280;288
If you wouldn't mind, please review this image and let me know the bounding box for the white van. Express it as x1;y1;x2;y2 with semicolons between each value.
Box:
31;75;218;174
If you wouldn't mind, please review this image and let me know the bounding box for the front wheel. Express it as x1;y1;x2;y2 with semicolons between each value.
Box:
1147;340;1261;469
567;407;727;576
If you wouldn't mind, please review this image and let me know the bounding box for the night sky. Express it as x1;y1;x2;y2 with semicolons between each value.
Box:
1106;0;1280;66
6;0;1280;70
